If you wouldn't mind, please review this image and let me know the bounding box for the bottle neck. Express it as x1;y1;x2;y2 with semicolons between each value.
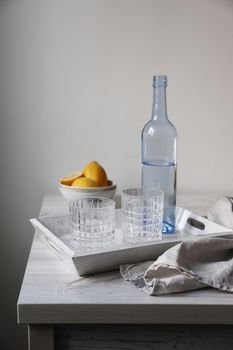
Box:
151;86;167;120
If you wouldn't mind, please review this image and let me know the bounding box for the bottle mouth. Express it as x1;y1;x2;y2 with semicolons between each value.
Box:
153;75;167;87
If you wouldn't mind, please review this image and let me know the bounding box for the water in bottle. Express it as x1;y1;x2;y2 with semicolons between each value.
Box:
141;75;177;233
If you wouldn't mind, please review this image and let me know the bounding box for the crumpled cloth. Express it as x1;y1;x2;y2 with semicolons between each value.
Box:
207;196;233;229
120;197;233;295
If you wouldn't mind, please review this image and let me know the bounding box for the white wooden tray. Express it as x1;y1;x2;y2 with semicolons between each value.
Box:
30;208;232;276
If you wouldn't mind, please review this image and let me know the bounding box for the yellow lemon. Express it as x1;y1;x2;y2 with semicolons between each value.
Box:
71;177;97;187
60;171;83;186
82;161;108;187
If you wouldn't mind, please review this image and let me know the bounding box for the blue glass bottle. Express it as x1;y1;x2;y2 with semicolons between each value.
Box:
141;75;177;233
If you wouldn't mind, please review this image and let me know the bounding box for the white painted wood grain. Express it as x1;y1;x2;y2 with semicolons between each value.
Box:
18;193;233;325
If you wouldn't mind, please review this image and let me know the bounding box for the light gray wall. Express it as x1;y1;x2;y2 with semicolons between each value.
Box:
0;0;233;348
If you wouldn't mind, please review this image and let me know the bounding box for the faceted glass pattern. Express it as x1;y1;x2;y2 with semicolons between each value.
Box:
122;188;163;243
69;197;115;250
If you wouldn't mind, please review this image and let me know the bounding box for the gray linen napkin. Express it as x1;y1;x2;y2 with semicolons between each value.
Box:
207;196;233;229
121;197;233;295
120;235;233;295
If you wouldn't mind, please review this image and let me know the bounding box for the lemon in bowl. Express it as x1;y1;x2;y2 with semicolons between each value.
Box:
71;177;97;187
60;171;83;186
82;161;108;187
59;161;116;201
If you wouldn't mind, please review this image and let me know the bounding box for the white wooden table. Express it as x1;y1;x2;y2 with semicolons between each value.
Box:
17;194;233;350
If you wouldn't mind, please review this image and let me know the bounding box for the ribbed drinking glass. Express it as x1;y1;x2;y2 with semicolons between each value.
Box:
121;188;164;244
69;197;115;250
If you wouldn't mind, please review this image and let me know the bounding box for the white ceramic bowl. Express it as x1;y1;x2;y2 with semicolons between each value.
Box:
59;180;117;202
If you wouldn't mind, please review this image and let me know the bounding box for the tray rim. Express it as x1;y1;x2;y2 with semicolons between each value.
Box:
30;207;233;259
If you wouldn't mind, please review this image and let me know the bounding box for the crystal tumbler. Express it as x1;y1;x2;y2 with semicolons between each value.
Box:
69;197;115;250
121;188;164;243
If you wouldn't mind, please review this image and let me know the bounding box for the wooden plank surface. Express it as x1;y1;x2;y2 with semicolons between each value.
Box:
54;324;233;350
18;193;233;324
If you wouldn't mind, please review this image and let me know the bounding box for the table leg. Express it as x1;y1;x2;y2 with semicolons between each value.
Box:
28;325;54;350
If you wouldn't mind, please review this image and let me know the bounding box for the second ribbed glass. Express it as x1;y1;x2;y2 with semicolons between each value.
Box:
121;188;164;243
